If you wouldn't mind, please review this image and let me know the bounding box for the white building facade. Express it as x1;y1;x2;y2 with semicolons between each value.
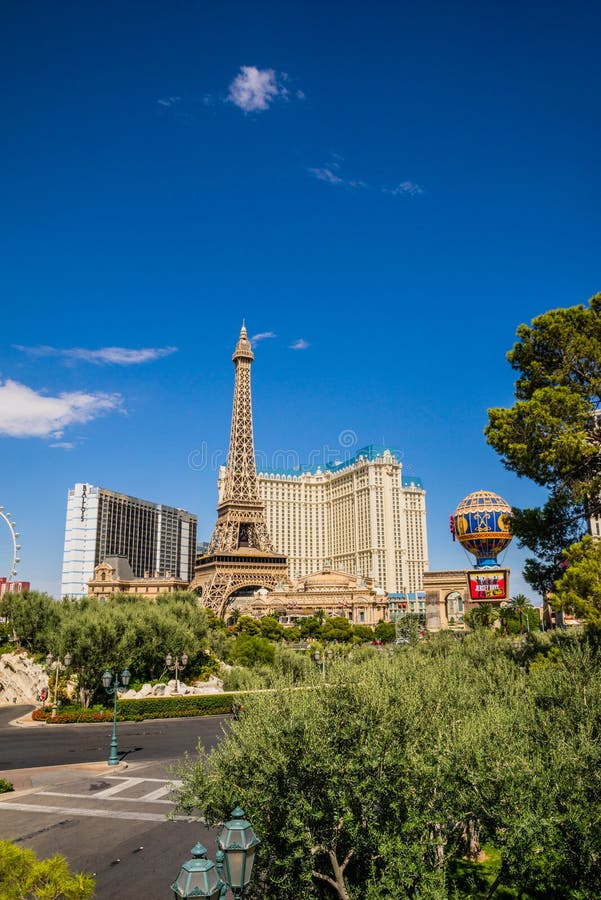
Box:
60;483;197;598
217;446;428;593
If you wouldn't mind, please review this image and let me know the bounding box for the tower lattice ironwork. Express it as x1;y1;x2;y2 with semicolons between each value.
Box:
190;324;288;616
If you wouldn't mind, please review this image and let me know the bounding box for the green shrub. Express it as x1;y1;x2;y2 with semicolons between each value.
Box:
0;840;94;898
227;633;275;667
32;693;243;723
0;778;14;793
222;665;273;692
33;708;110;723
117;693;236;718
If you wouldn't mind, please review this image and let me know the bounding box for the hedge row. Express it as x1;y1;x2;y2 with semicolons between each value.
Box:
32;693;240;724
32;709;110;723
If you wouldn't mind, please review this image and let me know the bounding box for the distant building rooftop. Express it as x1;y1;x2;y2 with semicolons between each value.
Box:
257;444;423;488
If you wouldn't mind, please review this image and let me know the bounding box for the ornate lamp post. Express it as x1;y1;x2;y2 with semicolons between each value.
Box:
46;652;72;718
165;652;188;694
216;806;261;898
313;648;333;679
101;667;131;766
172;808;260;900
171;842;224;900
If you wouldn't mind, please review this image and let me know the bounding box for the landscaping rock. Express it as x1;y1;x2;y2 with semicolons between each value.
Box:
119;675;224;700
0;651;48;705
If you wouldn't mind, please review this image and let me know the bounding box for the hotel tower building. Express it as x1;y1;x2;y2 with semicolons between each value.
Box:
60;483;197;598
216;445;428;593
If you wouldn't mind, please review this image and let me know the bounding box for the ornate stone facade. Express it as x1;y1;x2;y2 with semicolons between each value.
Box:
88;556;188;599
423;570;470;631
231;564;389;626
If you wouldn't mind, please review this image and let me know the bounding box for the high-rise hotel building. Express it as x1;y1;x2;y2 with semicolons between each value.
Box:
60;483;197;598
217;446;428;593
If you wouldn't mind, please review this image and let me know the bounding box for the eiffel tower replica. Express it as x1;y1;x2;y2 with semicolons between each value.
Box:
190;324;289;616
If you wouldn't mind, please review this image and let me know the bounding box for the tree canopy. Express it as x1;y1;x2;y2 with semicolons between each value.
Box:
551;535;601;631
44;592;214;705
486;293;601;596
174;632;601;899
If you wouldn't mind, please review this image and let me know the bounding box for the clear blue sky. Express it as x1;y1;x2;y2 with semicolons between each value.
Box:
1;0;600;599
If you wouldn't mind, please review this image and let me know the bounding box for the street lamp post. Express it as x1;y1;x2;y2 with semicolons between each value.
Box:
216;806;261;899
165;652;188;694
101;667;131;766
46;652;72;718
172;807;260;900
171;843;224;900
313;648;333;679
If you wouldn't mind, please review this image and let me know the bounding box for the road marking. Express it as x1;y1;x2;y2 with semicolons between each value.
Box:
41;776;182;804
83;776;141;798
40;791;174;805
0;802;196;823
137;784;174;802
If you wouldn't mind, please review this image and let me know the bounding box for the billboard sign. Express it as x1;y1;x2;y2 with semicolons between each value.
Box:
467;569;509;601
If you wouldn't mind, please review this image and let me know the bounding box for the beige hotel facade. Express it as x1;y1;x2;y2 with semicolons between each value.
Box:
217;445;428;594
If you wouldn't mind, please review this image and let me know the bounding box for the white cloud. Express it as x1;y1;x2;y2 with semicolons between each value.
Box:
250;332;277;347
0;380;123;439
50;441;76;450
227;66;280;112
157;96;181;107
308;167;344;185
309;157;424;197
290;339;310;350
307;156;366;190
383;180;424;197
14;345;178;365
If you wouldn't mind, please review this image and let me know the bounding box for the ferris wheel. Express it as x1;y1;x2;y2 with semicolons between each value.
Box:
0;507;20;580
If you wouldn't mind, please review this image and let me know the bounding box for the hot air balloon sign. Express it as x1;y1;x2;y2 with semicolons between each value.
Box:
452;490;513;568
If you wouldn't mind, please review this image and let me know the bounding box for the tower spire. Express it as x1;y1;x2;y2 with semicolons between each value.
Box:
223;325;257;502
190;325;288;616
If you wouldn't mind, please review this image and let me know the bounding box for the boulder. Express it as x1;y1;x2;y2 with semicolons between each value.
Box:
0;651;48;705
138;683;154;698
117;676;225;701
192;676;225;694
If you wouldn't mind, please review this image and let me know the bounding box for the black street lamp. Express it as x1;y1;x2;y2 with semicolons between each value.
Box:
165;651;188;694
46;651;72;719
101;667;131;766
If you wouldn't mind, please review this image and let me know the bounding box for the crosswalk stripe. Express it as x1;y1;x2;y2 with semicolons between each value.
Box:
0;802;196;823
39;791;173;804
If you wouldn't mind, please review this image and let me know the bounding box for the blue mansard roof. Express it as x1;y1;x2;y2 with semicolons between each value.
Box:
257;444;423;489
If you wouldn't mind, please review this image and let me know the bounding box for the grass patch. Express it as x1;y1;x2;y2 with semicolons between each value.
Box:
448;846;518;899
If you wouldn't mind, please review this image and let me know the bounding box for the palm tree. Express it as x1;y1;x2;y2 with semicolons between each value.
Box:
465;603;500;629
509;593;534;633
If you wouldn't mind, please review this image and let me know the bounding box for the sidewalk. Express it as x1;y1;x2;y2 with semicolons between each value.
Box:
0;760;129;794
8;710;45;728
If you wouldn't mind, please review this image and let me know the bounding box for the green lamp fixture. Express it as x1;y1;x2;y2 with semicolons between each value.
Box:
171;843;224;899
216;806;261;898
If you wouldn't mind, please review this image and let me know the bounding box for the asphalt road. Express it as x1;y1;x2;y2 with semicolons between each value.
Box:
0;706;228;770
0;708;232;899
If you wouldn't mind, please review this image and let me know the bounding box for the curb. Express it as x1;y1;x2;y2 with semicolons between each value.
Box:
10;713;46;728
